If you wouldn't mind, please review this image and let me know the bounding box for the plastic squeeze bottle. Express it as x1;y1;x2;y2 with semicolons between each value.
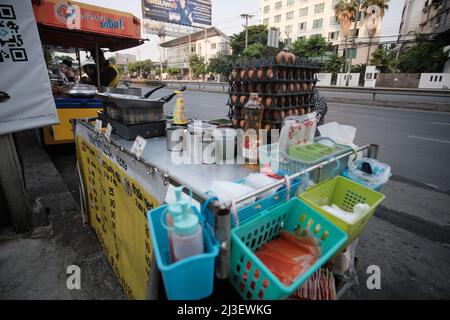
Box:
167;187;185;261
172;202;204;262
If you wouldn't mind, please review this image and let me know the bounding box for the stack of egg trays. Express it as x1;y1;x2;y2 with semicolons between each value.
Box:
227;57;320;130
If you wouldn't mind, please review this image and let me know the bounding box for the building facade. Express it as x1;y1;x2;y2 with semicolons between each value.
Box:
160;27;232;76
259;0;382;66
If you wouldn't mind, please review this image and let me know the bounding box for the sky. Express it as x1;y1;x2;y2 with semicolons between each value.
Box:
74;0;404;61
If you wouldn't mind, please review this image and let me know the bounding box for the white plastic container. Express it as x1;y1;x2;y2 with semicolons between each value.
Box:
215;128;236;162
172;203;204;262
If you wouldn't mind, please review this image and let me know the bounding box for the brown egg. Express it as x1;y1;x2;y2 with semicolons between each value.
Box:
256;83;264;94
306;107;311;113
277;83;287;94
240;119;245;128
288;83;295;93
266;68;273;79
293;109;299;116
265;96;272;108
273;111;281;121
280;111;285;120
257;68;264;79
265;83;273;94
231;69;237;80
257;97;263;105
308;83;313;92
276;51;287;64
294;82;301;92
302;82;308;92
264;124;271;131
248;68;255;79
240;69;247;80
299;108;305;115
287;109;293;117
231;95;238;104
232;118;238;127
240;95;248;105
241;83;248;93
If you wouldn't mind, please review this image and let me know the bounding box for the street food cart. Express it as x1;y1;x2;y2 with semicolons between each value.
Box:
32;0;144;145
74;52;388;300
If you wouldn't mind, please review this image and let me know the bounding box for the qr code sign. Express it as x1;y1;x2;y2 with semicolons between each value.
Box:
0;4;28;63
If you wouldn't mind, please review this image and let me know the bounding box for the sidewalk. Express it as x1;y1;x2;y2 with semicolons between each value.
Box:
1;130;449;299
0;131;125;299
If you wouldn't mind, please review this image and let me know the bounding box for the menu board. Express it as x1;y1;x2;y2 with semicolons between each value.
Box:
75;122;168;299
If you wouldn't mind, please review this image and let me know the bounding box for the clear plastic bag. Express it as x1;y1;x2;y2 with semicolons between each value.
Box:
345;158;391;190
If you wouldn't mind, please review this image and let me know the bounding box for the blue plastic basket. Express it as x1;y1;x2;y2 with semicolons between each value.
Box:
230;198;348;300
202;175;309;228
147;205;219;300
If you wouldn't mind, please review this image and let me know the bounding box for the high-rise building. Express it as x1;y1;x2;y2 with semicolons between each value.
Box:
399;0;450;46
259;0;381;66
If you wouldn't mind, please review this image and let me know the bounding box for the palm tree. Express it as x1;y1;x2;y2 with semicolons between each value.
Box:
361;0;389;18
334;0;359;71
334;0;359;39
361;0;390;64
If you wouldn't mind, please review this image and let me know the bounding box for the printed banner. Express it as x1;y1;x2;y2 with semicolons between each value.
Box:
32;0;141;39
75;122;169;299
0;0;58;135
143;0;212;28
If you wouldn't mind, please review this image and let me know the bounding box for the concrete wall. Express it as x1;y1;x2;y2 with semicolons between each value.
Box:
336;73;360;87
376;73;420;88
419;73;450;89
315;73;332;86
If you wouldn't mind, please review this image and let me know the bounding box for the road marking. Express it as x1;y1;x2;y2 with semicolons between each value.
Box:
329;102;450;115
430;121;450;126
408;135;450;144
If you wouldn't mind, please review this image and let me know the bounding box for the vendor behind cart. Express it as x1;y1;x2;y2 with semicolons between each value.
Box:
90;48;120;88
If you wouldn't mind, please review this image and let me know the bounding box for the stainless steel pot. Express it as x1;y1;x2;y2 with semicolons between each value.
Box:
166;126;187;151
64;83;97;98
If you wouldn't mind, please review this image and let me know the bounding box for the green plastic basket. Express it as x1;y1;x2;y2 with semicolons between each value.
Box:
300;176;385;246
230;198;348;300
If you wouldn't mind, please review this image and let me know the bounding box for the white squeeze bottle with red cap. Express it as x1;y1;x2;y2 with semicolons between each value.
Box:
172;202;204;262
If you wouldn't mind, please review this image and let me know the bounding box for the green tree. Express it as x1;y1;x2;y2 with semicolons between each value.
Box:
322;54;344;73
397;38;448;73
167;67;180;77
370;45;396;73
189;54;206;78
231;25;281;57
207;55;233;76
291;35;332;58
242;43;265;59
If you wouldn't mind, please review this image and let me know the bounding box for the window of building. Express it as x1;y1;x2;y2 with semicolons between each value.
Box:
328;31;339;40
349;28;360;37
263;18;270;25
297;36;306;40
313;18;323;29
211;43;216;50
274;14;282;23
285;24;293;34
275;1;282;10
264;5;270;13
286;11;294;20
344;48;357;59
287;0;295;6
298;21;307;31
299;7;308;17
330;16;339;25
315;3;325;13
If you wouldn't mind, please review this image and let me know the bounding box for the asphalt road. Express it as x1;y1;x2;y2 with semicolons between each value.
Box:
144;86;450;191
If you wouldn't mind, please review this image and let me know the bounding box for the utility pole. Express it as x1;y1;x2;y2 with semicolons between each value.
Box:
240;13;254;49
346;0;362;86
